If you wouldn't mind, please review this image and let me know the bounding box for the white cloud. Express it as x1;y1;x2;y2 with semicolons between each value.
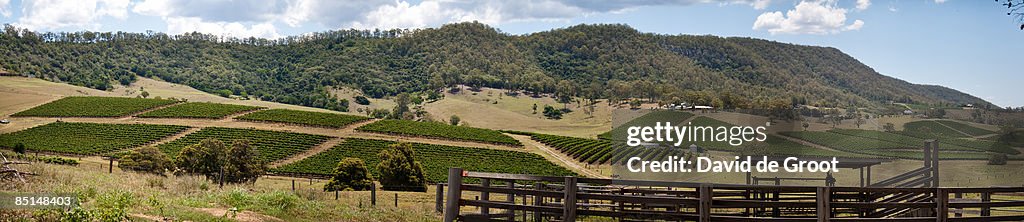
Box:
855;0;870;11
752;0;864;35
0;0;11;17
888;5;898;12
934;0;947;3
165;17;281;39
14;0;130;30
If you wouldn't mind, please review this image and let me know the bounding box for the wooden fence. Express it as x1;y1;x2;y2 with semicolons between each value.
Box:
441;168;1024;222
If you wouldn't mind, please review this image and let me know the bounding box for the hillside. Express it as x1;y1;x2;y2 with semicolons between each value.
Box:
0;23;992;112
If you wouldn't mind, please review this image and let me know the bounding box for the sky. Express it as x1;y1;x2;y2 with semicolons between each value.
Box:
0;0;1021;107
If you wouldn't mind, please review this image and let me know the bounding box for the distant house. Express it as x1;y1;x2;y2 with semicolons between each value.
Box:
962;104;975;109
903;110;914;115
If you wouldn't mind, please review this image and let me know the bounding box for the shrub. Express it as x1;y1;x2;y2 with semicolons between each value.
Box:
377;142;426;192
118;146;173;175
354;96;371;105
449;115;461;126
324;158;374;191
543;105;562;119
13;143;26;154
988;153;1008;165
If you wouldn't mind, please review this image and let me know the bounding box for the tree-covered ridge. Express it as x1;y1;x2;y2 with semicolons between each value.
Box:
0;22;992;111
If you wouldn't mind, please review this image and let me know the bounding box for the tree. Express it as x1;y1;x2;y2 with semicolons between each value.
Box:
354;96;370;105
542;105;563;119
140;91;150;98
324;158;374;191
13;143;26;154
883;123;896;132
997;0;1024;29
802;122;810;131
532;103;538;114
391;93;412;120
174;139;266;184
376;142;427;192
118;146;173;175
449;115;461;126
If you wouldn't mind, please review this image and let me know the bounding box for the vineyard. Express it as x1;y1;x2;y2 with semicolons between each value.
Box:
157;127;331;162
684;117;868;158
934;120;996;136
830;129;1019;155
356;119;522;146
272;138;575;182
0;122;188;155
12;96;179;117
903;120;970;138
779;131;994;160
235;109;370;128
527;133;615;164
137;102;262;119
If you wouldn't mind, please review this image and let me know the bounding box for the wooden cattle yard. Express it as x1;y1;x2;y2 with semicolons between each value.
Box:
440;168;1023;221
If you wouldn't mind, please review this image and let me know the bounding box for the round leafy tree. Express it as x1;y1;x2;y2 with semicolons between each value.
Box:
118;146;173;175
324;157;374;191
174;138;266;183
376;142;427;192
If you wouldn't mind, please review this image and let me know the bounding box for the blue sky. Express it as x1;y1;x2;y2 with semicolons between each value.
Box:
1;0;1022;107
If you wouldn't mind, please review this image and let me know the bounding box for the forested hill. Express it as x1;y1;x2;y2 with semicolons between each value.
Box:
0;22;991;112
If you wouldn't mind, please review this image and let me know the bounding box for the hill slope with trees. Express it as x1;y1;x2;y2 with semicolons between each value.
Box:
0;22;992;112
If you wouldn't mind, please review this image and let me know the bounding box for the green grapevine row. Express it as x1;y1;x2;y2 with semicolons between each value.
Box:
933;120;995;136
157;127;331;162
272;138;576;182
780;131;993;160
235;109;370;128
356;119;521;146
13;96;179;117
529;133;614;164
0;122;188;155
138;102;262;119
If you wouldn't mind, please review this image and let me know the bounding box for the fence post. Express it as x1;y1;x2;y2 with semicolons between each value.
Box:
371;183;377;206
534;182;544;222
817;187;831;222
931;141;940;188
506;180;515;222
924;140;933;187
935;188;948;222
443;168;463;222
980;192;991;216
481;178;490;215
435;183;444;213
108;158;113;174
699;184;711;222
563;176;577;222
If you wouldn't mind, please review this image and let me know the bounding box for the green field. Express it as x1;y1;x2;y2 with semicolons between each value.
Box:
356;119;521;146
157;127;331;162
12;97;179;117
272;138;576;182
138;102;262;118
0;122;188;155
235;109;370;128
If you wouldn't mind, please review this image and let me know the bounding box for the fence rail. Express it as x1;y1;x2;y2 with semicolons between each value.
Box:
440;168;1024;222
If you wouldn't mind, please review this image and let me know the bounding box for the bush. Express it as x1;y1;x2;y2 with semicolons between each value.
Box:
543;105;562;119
118;146;173;175
13;143;26;154
449;115;461;126
174;139;267;183
354;96;371;105
988;153;1008;165
324;158;374;191
377;142;426;192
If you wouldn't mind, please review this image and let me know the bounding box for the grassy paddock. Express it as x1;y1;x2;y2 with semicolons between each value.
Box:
0;157;439;221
